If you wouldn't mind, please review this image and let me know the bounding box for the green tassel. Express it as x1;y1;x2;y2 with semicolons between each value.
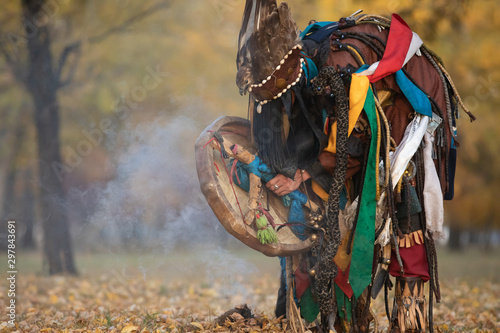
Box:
256;214;268;229
256;214;278;245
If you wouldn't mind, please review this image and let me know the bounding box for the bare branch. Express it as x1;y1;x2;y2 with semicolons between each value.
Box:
55;40;81;87
0;6;28;85
87;1;171;45
54;1;170;88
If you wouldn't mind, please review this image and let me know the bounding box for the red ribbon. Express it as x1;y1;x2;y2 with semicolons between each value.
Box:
368;14;413;83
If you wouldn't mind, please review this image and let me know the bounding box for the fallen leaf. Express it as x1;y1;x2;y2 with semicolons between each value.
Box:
121;325;139;333
190;322;204;330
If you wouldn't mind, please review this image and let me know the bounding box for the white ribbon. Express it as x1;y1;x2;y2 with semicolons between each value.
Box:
390;115;430;189
423;132;445;238
374;115;430;246
358;32;424;77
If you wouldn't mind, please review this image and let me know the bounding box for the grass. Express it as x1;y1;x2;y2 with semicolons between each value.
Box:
141;310;159;330
3;243;499;283
1;242;498;332
436;246;500;283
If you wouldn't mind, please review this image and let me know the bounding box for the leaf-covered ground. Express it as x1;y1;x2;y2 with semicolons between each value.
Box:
1;247;499;332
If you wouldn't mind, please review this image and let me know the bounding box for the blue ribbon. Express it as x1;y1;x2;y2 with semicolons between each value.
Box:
300;21;339;42
394;69;432;118
301;54;319;83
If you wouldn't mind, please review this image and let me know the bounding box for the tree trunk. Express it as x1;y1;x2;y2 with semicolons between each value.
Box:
1;114;24;251
20;168;36;250
22;0;76;274
447;226;463;251
0;159;17;251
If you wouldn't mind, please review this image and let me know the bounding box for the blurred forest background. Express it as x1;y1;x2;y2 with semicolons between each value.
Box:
0;0;499;275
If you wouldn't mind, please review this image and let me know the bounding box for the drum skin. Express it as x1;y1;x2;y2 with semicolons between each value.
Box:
195;116;314;257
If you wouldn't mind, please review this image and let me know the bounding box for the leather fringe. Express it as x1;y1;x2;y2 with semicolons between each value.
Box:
393;277;427;333
398;230;424;248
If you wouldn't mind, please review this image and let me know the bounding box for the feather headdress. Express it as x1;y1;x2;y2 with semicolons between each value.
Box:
236;1;299;95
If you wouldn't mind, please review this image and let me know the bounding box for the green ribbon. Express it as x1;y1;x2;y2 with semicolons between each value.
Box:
349;87;377;299
300;287;320;323
335;284;352;321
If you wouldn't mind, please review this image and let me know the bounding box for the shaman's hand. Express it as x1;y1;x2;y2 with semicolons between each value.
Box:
266;169;310;196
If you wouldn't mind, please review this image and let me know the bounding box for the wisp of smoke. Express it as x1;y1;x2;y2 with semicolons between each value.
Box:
88;111;264;305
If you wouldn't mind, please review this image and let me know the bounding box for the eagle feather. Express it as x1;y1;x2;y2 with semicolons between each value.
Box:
236;1;299;95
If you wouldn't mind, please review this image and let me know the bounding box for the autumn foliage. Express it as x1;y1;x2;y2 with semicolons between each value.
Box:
0;267;498;332
0;0;499;332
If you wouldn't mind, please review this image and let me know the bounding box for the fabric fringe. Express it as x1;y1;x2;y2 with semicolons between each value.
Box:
285;256;306;333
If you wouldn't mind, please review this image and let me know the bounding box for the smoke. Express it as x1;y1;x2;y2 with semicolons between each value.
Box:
89;112;222;247
85;106;265;305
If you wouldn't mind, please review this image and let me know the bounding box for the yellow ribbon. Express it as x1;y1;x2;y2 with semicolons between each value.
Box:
325;74;370;154
312;74;371;200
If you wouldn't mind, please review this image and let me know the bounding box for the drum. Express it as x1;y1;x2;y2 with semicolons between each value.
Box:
195;116;316;257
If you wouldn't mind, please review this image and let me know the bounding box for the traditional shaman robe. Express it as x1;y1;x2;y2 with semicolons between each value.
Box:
248;13;468;332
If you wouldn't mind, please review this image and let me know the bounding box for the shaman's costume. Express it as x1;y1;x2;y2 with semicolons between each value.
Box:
195;3;474;333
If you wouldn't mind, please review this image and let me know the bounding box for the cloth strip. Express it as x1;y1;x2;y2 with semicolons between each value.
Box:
358;14;423;82
349;85;377;300
324;72;370;154
390;115;430;190
423;132;444;238
394;70;433;118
